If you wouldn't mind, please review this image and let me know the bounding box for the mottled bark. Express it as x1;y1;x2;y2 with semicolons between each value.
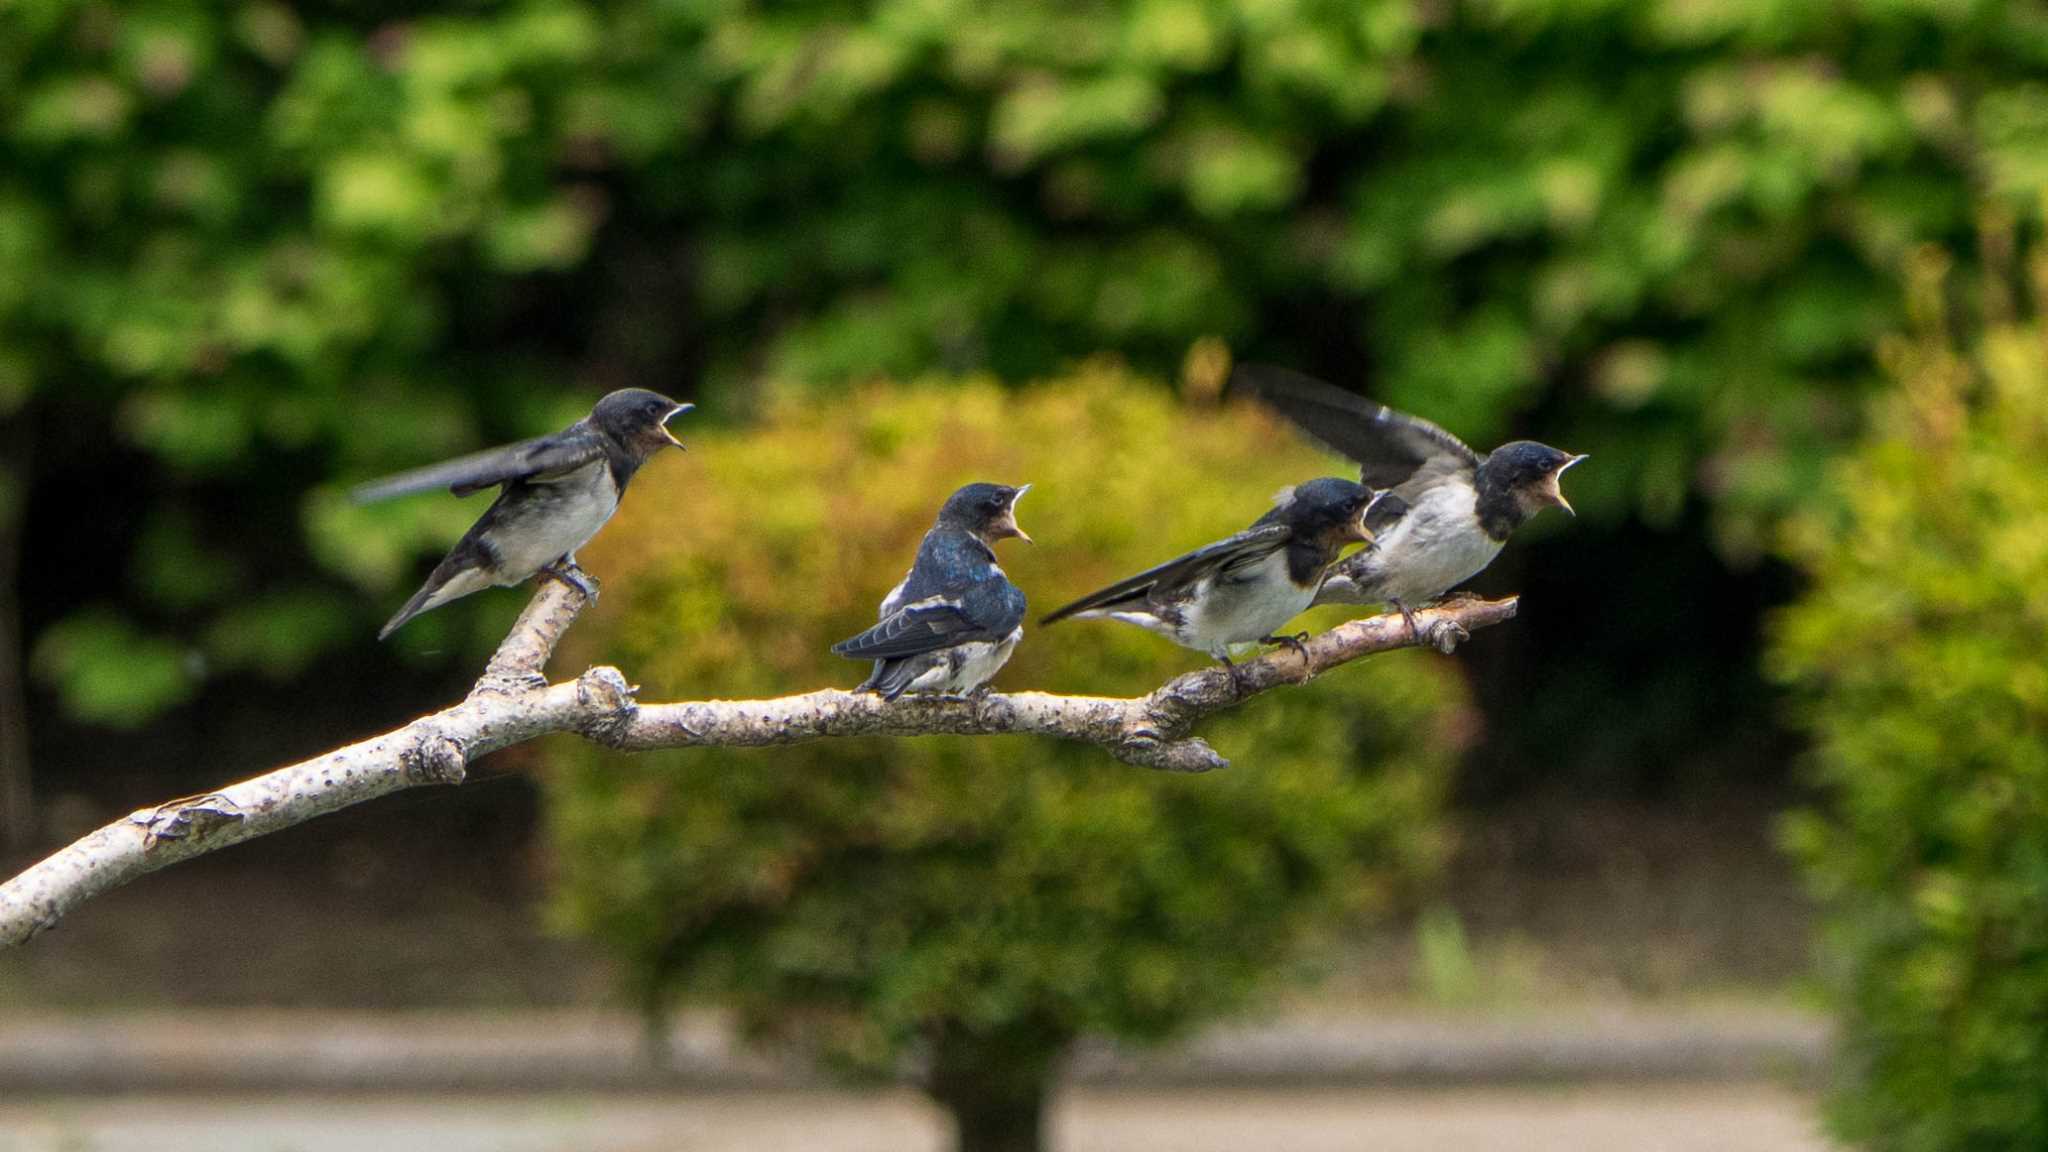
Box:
0;579;1515;948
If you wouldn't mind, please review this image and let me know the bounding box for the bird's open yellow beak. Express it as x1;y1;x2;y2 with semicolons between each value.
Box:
662;402;695;449
998;483;1033;543
1544;454;1589;516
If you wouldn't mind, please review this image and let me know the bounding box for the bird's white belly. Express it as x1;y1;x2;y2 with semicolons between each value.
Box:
1183;550;1316;656
1361;483;1502;604
905;627;1022;695
492;461;620;583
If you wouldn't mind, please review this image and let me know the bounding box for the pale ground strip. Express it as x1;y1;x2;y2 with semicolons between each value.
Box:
0;1086;1834;1152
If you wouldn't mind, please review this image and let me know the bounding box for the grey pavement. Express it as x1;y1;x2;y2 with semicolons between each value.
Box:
0;1085;1837;1152
0;1006;1829;1093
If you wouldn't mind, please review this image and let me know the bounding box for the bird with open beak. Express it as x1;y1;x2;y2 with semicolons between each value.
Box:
1040;477;1384;675
833;483;1032;701
354;388;693;639
1237;365;1586;643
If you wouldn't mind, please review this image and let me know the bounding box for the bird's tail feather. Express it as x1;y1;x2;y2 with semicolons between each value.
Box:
377;563;491;640
377;584;439;641
856;659;919;702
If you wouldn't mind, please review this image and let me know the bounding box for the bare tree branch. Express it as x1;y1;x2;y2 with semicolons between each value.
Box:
0;582;1516;948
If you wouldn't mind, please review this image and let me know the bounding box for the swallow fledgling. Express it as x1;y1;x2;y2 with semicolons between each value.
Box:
1236;365;1585;642
354;388;693;639
1039;477;1382;673
832;483;1032;701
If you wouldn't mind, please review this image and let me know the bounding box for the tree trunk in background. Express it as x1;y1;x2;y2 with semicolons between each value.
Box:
925;1019;1067;1152
0;420;27;851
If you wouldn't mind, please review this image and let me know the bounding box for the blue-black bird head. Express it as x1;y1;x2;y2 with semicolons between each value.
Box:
1271;476;1380;546
937;482;1032;545
592;388;694;459
1480;441;1588;519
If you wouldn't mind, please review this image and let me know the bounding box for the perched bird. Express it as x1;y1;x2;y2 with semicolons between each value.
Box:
1235;365;1585;640
1040;477;1382;671
833;483;1032;701
355;388;693;639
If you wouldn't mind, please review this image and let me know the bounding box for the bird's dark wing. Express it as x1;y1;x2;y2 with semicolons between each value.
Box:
1040;523;1292;625
1233;364;1479;489
833;582;1019;661
1365;490;1409;535
350;427;607;503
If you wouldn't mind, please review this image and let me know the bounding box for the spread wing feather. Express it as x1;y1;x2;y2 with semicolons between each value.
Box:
350;427;606;503
1040;523;1292;625
1233;364;1479;490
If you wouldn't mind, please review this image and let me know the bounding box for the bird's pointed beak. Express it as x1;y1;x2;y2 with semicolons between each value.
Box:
1544;454;1588;516
998;483;1033;543
662;402;694;450
1352;490;1393;544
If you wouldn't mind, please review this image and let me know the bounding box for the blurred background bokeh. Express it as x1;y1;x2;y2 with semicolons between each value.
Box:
2;1;2046;1149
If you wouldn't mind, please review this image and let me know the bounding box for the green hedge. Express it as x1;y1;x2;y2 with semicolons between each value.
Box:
1773;240;2048;1149
9;0;2048;716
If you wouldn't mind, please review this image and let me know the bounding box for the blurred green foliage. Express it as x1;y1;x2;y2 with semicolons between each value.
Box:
547;370;1465;1137
1773;236;2048;1150
8;0;2048;723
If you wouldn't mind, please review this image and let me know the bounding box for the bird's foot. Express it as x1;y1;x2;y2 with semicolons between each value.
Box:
1218;654;1250;695
1259;632;1315;680
1393;600;1420;643
538;560;599;601
1440;589;1484;604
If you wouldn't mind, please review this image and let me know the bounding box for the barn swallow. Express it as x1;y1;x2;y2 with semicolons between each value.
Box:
833;483;1031;701
1236;365;1585;641
1040;477;1381;672
354;388;692;639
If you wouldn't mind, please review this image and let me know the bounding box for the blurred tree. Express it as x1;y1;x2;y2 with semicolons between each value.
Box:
547;371;1466;1152
1773;232;2048;1149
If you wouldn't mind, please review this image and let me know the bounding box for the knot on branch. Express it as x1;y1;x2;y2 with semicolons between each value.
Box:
402;732;468;786
1112;733;1227;773
130;792;245;850
576;666;640;748
473;666;549;699
1425;620;1472;654
25;904;57;943
1137;674;1215;735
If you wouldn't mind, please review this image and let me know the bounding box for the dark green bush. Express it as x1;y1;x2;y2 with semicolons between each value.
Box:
546;369;1466;1152
1773;241;2048;1150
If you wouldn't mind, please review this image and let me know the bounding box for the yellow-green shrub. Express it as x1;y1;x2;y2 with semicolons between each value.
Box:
1774;246;2048;1150
545;365;1466;1149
